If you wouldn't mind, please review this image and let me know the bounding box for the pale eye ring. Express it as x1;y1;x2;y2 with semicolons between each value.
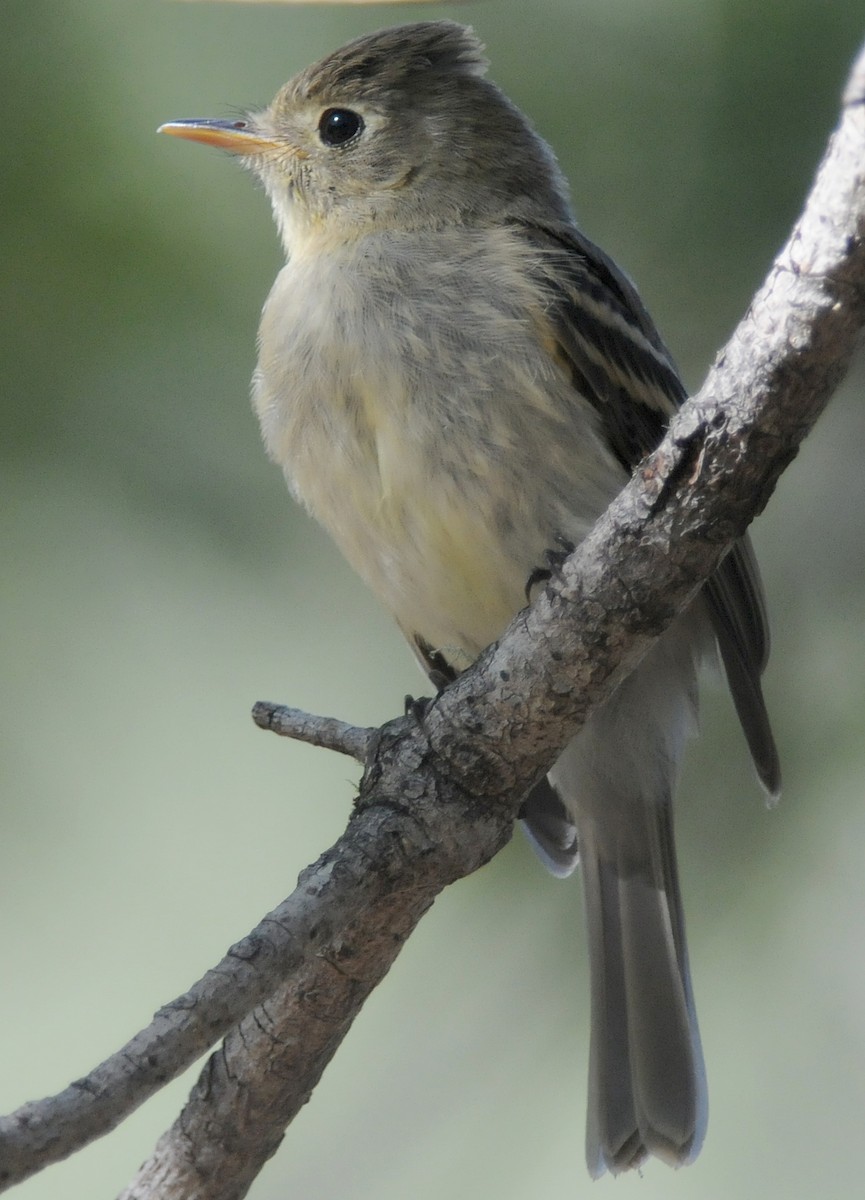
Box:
318;107;364;147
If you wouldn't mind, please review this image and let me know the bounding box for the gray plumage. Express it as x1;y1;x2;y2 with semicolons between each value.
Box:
161;20;779;1176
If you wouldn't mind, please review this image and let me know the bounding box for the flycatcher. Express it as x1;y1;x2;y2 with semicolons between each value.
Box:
160;21;779;1177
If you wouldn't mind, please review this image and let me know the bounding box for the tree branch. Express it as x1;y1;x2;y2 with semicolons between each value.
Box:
3;36;865;1200
251;700;374;760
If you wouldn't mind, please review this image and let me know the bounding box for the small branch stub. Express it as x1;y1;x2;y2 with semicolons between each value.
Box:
251;701;374;762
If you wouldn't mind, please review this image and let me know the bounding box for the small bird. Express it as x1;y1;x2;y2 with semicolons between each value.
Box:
160;21;779;1177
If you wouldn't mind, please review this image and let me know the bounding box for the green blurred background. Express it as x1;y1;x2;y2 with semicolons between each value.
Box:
2;1;864;1197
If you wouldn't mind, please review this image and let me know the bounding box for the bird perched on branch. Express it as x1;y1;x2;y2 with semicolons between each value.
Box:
160;21;779;1177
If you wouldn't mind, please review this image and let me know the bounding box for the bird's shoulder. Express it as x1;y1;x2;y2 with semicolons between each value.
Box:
506;219;688;469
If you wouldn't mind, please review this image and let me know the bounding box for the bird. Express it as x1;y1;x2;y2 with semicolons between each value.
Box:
159;20;779;1177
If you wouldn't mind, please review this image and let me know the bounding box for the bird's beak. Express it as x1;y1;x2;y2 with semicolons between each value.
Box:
158;118;280;155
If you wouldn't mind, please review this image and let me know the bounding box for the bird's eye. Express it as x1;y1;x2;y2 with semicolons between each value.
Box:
318;108;364;147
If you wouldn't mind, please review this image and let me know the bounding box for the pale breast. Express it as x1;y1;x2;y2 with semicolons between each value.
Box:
253;225;625;667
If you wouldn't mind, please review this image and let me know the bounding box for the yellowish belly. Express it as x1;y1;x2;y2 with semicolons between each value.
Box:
253;229;624;672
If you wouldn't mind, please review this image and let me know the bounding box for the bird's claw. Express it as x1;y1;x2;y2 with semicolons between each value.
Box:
525;536;577;600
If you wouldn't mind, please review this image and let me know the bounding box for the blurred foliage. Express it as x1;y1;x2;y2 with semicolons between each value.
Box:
2;2;864;1199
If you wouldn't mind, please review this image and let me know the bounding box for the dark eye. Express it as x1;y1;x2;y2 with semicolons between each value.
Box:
318;108;364;147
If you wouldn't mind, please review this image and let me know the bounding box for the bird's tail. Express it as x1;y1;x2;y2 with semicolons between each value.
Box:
534;617;708;1176
577;797;706;1176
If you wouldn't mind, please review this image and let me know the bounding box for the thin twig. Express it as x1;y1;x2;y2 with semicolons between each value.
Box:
0;823;421;1190
251;701;374;761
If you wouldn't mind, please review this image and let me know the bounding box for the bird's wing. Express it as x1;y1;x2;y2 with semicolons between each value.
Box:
515;220;780;796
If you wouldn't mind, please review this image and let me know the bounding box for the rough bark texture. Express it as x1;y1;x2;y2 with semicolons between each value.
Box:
2;36;865;1200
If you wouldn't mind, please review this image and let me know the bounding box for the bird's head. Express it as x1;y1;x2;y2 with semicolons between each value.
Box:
159;21;570;253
